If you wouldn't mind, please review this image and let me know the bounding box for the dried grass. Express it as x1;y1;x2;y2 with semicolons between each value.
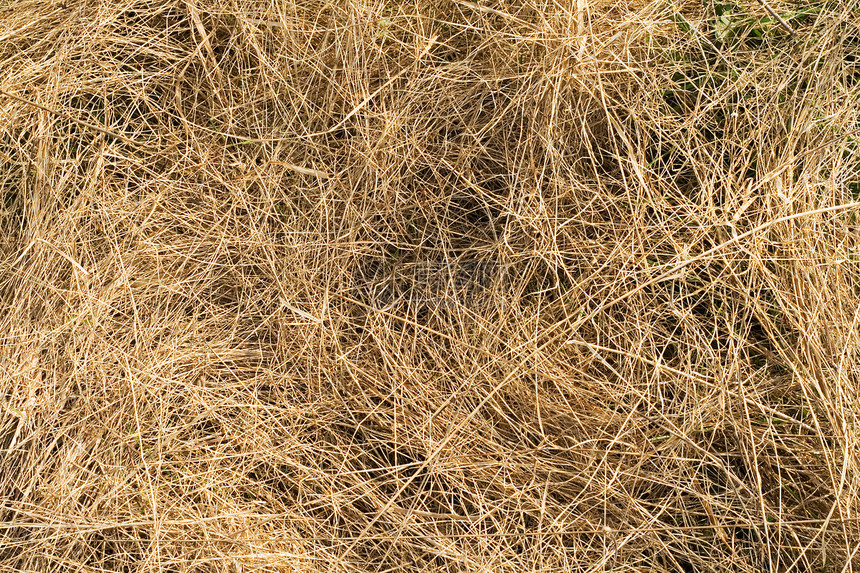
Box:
1;0;859;571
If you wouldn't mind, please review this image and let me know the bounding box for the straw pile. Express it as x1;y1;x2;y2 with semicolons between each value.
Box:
1;0;859;571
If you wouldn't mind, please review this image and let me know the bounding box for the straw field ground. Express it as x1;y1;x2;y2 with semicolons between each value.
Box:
1;0;859;571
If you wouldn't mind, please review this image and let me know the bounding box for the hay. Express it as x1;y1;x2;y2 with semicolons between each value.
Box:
1;0;859;571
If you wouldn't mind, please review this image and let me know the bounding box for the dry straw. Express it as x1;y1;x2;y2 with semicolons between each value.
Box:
1;0;859;571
